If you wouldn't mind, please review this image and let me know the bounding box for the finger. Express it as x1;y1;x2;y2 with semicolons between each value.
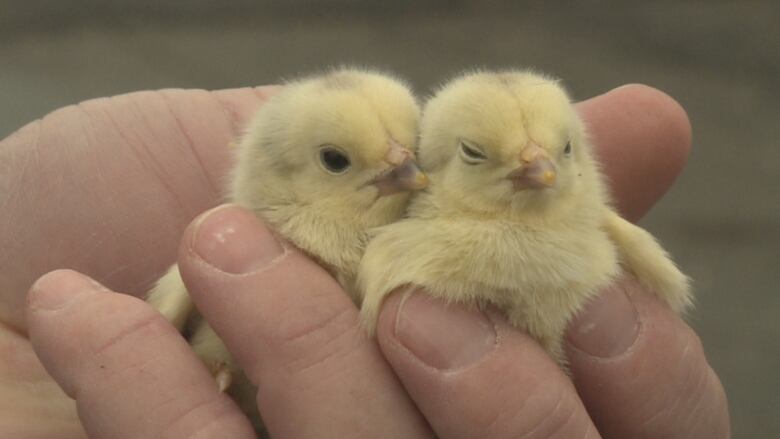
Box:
0;326;86;438
565;277;730;439
576;84;692;222
1;86;277;330
376;291;601;439
26;269;256;439
177;205;433;439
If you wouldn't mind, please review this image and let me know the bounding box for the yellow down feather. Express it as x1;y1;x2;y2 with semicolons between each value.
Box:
358;70;691;364
146;67;423;431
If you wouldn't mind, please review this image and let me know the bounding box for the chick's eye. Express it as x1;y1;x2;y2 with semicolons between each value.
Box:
459;140;487;164
319;147;351;174
563;141;572;156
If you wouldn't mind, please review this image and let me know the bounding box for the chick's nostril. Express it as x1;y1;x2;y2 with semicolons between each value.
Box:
507;156;557;190
519;142;546;163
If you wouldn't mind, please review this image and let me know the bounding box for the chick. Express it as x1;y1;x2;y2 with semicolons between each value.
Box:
147;67;427;394
358;71;691;363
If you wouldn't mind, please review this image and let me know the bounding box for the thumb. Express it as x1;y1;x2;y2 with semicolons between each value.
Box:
565;276;730;439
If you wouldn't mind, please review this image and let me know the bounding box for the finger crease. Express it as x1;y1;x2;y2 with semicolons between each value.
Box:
160;91;221;199
91;312;161;357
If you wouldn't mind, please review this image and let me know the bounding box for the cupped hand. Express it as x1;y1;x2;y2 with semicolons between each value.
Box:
0;86;276;438
8;85;729;437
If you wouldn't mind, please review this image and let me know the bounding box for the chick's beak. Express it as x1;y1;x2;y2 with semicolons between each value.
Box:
507;142;557;190
370;140;428;196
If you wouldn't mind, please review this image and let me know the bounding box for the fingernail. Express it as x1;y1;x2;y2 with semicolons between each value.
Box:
394;291;497;371
566;278;640;358
29;269;100;311
191;205;284;274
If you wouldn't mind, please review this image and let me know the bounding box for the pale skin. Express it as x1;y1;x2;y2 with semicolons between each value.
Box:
1;85;729;438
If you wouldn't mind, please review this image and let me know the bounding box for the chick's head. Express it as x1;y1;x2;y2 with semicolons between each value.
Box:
232;68;427;226
419;71;601;217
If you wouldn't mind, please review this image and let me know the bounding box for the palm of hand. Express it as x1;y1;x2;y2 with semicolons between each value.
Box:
0;87;276;437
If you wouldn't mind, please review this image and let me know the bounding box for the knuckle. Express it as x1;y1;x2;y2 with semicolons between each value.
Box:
634;325;723;437
465;377;588;439
162;397;254;439
85;298;175;358
274;301;364;376
513;381;588;439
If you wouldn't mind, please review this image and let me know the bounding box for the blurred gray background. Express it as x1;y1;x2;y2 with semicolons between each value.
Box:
2;1;777;437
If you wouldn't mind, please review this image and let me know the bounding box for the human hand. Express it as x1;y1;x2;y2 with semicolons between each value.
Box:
14;85;729;437
0;86;277;438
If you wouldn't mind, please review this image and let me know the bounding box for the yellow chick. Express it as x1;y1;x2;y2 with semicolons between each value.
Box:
358;71;691;363
146;67;427;399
